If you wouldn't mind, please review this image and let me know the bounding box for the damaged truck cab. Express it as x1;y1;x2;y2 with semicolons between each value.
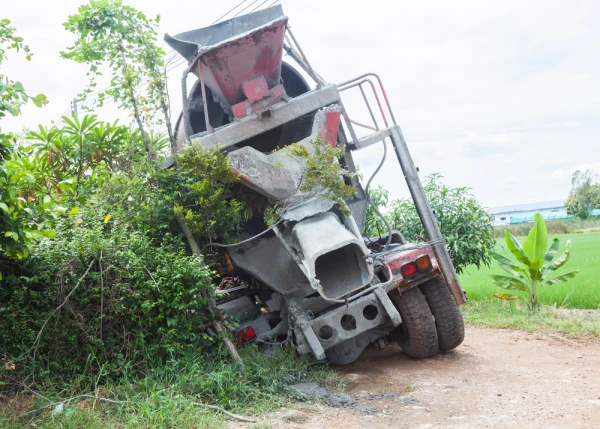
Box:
165;5;467;365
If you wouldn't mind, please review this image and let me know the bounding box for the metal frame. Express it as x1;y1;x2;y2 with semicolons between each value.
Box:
335;74;467;305
176;21;466;306
189;84;341;149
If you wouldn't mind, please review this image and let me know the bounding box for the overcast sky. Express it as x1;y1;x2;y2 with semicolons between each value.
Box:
2;0;599;208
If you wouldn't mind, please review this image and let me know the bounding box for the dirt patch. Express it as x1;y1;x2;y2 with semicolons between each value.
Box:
229;326;600;428
557;308;600;319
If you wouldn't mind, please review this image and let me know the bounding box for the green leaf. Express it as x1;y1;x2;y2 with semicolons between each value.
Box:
544;270;579;286
69;207;80;215
542;250;571;275
38;230;57;239
493;293;519;301
0;202;8;213
490;251;525;276
489;274;529;291
522;213;547;265
504;230;530;266
21;174;35;184
544;237;560;263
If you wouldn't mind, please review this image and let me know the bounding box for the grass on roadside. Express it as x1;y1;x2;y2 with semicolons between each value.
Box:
0;347;344;429
463;299;600;339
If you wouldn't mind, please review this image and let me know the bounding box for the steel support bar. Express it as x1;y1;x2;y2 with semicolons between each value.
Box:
190;84;341;150
373;287;402;327
388;125;467;305
353;128;392;150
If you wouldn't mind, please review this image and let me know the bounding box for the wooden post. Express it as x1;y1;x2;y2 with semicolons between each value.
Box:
175;214;244;369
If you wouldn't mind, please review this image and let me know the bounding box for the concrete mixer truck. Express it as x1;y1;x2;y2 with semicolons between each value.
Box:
164;5;467;365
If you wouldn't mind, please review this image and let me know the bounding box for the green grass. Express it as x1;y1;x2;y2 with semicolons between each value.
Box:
463;300;600;339
459;232;600;309
0;348;344;429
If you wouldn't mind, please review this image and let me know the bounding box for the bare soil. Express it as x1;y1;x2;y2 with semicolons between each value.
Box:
231;326;600;429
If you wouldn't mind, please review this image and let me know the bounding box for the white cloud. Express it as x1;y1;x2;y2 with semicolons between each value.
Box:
552;163;600;178
2;0;600;207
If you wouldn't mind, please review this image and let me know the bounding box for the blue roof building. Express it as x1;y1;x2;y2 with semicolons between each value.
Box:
488;200;568;225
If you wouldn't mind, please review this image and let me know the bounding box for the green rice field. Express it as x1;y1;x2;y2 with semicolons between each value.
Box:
458;232;600;309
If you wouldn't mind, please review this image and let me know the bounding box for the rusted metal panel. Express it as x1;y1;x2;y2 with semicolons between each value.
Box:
241;76;270;103
320;110;341;146
379;246;441;292
231;84;286;119
165;6;288;108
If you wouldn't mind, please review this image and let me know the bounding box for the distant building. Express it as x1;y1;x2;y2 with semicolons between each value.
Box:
488;200;568;226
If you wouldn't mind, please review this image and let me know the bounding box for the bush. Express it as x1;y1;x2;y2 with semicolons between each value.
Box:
385;174;494;273
0;191;212;390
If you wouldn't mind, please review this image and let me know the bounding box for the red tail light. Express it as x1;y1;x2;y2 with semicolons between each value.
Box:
236;326;257;344
400;262;418;278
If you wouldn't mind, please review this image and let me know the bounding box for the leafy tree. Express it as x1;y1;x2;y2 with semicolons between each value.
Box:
565;170;600;219
386;173;494;273
490;213;579;311
365;185;389;237
62;0;175;157
24;113;145;205
0;19;52;261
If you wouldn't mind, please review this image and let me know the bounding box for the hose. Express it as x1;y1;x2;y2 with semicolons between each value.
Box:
200;220;283;254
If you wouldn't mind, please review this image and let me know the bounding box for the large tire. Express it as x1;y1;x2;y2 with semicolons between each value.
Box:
389;287;439;359
420;276;465;352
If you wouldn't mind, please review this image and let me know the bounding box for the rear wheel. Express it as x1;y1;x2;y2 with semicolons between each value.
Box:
389;287;439;359
420;276;465;352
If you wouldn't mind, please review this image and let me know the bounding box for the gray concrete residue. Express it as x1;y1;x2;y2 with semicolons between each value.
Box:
291;383;415;416
354;404;380;415
289;383;356;408
325;393;356;407
398;397;420;405
367;392;397;400
289;382;329;399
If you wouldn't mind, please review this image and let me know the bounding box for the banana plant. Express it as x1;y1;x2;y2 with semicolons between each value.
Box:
490;213;579;311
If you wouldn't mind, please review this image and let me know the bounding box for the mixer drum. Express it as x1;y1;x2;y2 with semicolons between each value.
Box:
174;61;316;153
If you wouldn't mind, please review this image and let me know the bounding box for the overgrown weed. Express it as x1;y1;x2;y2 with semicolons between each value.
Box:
0;347;344;428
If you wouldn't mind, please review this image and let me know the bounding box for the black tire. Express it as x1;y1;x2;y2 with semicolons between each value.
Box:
389;286;439;359
420;276;465;352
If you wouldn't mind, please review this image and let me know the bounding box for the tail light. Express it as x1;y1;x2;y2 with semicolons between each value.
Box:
236;326;257;344
400;262;418;278
416;255;432;271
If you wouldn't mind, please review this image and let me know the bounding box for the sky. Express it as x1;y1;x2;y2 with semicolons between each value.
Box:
2;0;599;208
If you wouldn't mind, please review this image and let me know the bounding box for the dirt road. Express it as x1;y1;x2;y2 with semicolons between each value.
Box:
233;327;600;429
